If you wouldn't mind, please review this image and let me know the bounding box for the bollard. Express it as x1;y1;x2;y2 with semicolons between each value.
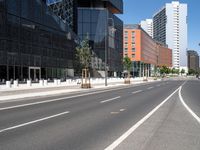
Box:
44;80;48;86
57;79;61;85
39;80;44;86
13;80;19;88
6;81;11;88
54;79;58;85
27;80;32;87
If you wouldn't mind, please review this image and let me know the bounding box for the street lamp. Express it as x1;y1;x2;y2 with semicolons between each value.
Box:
105;10;116;86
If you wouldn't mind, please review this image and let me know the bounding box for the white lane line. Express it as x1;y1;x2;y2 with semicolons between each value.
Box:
156;84;161;87
0;111;70;133
120;109;126;112
179;86;200;124
0;82;154;111
132;90;143;94
104;86;181;150
100;96;121;104
147;87;154;90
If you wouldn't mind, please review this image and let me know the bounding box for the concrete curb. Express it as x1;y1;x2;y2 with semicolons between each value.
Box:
0;80;160;101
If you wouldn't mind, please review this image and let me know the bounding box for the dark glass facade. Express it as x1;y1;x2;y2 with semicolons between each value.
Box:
77;0;123;77
0;0;76;81
46;0;78;33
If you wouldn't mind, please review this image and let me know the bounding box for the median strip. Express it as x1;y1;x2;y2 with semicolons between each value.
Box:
0;111;70;133
100;96;121;104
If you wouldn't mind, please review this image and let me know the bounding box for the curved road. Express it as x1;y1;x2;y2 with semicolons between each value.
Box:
0;79;199;150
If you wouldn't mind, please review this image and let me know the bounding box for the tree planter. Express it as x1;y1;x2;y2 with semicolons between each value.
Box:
81;68;91;88
81;83;91;88
143;79;148;81
124;79;131;84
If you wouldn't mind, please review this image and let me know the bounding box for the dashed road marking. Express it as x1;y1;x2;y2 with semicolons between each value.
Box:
132;90;143;94
0;111;70;133
100;96;121;104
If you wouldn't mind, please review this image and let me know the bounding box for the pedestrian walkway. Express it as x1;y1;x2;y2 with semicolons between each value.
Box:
0;78;158;101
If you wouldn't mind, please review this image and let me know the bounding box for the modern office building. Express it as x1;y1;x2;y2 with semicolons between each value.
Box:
123;24;172;77
0;0;77;82
187;50;199;72
77;0;124;77
45;0;78;33
153;1;188;69
140;19;153;38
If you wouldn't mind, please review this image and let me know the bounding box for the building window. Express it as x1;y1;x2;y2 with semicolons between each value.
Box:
124;48;128;52
124;37;128;42
124;31;128;36
124;42;128;47
132;48;135;52
132;54;135;58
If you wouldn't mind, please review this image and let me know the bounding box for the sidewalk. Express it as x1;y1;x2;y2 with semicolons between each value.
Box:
0;78;159;101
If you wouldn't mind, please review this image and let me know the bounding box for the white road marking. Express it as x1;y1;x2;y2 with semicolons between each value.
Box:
104;85;182;150
132;90;142;94
147;87;154;90
0;111;70;133
100;96;121;104
120;109;126;112
0;82;155;111
179;85;200;124
156;84;161;87
111;112;119;114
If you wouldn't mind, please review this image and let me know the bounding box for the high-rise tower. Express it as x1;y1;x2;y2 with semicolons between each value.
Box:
153;1;188;69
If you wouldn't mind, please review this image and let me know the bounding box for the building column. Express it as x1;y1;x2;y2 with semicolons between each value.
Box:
147;64;149;77
139;62;141;77
143;63;145;79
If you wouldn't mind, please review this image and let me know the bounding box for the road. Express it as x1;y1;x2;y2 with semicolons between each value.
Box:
0;79;200;150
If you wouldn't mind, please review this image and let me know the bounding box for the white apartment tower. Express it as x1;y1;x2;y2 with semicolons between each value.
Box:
140;19;153;38
153;1;188;69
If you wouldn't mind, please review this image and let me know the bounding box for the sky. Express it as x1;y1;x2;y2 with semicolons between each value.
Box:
117;0;200;54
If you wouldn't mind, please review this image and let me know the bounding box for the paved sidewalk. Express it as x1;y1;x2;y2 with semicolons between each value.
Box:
0;78;159;101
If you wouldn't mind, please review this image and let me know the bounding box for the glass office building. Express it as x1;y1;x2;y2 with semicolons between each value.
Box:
46;0;77;33
0;0;77;82
77;0;123;77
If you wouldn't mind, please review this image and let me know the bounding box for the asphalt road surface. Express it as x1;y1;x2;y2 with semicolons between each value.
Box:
0;79;200;150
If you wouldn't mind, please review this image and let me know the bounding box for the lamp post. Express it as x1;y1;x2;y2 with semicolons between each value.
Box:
105;10;116;86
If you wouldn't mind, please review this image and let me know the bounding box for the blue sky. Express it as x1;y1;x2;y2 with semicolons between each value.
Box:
118;0;200;53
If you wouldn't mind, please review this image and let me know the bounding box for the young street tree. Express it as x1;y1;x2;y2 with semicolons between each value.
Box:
181;69;185;75
123;56;132;84
76;37;92;88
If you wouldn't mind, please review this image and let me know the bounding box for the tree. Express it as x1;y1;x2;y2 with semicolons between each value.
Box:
76;37;92;88
123;56;132;84
188;69;196;75
160;66;170;75
181;69;185;75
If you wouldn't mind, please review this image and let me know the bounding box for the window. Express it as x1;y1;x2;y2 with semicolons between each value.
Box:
132;48;135;52
124;37;128;42
124;48;128;52
124;42;128;47
124;31;128;36
132;54;135;58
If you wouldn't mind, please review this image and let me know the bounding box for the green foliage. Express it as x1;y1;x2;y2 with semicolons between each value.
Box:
160;66;171;75
188;69;196;75
181;69;185;74
171;68;179;74
123;56;132;72
76;37;92;69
